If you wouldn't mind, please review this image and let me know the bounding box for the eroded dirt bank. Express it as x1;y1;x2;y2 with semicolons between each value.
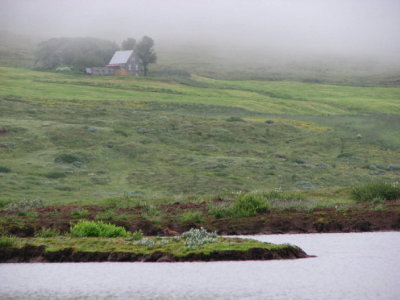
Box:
1;201;399;237
0;244;308;263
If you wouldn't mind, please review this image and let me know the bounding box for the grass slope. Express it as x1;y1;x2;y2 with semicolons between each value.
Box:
0;67;399;206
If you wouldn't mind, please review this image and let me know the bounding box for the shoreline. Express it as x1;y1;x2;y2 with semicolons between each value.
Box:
1;202;399;237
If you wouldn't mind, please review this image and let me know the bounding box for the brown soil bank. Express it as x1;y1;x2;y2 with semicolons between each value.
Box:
0;244;308;263
1;201;399;236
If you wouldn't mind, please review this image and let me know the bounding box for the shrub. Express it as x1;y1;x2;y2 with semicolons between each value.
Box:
226;116;245;122
351;182;400;202
0;166;11;173
35;228;60;237
55;154;80;164
70;221;129;237
180;211;203;223
181;227;217;248
230;193;269;217
209;193;270;218
71;209;90;218
45;171;66;179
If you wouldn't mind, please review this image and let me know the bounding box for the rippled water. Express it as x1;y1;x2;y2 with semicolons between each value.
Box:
1;232;399;300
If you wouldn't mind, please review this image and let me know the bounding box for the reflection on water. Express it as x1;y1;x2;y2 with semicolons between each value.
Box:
1;232;399;300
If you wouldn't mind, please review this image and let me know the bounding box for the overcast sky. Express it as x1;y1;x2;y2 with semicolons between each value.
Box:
1;0;400;59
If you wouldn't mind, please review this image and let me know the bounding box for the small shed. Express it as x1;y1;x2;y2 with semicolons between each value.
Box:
106;50;139;76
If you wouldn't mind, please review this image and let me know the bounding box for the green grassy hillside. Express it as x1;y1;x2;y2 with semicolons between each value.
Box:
0;67;399;206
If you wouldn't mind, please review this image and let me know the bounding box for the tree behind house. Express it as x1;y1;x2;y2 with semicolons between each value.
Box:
121;38;136;50
136;36;157;76
35;37;119;71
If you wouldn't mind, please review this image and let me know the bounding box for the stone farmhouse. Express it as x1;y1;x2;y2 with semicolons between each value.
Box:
85;50;139;76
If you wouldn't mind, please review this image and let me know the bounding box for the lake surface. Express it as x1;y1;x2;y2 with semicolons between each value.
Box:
1;232;399;300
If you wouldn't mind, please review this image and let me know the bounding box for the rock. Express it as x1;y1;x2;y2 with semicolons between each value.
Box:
296;181;314;190
265;120;274;124
387;164;400;171
363;164;378;170
84;126;97;132
316;163;327;169
370;171;386;175
72;161;84;168
337;153;352;158
137;128;148;134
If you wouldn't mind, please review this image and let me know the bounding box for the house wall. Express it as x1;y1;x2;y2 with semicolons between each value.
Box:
90;67;115;76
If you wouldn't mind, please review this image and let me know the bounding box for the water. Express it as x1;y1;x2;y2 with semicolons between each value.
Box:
0;232;399;300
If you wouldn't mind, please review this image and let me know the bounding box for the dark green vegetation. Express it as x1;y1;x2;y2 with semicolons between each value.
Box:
70;220;129;238
351;182;400;202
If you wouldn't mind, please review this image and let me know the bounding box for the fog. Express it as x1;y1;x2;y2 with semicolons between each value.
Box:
1;0;400;65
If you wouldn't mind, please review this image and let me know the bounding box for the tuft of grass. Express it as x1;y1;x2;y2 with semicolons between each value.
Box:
128;230;144;241
17;211;38;217
209;193;270;218
70;220;129;238
71;209;90;218
0;236;15;248
179;211;203;224
95;209;117;221
35;227;60;237
351;182;400;202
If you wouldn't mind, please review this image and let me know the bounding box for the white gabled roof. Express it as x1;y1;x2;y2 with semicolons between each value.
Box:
108;50;134;65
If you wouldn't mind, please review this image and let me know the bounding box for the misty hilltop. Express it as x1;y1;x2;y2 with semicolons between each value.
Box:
1;0;400;83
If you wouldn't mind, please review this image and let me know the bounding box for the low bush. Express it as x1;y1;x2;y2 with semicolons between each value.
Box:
231;193;270;217
351;182;400;202
181;227;217;248
0;166;11;173
55;153;80;164
45;171;66;179
70;221;129;237
226;116;245;122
